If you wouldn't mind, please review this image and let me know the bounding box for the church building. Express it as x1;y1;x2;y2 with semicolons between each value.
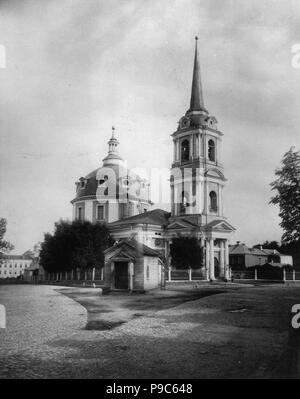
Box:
72;38;235;291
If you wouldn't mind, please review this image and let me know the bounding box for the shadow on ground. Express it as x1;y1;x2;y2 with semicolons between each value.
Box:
57;288;226;331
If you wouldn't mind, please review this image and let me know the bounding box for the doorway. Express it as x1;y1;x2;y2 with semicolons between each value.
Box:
114;261;129;289
214;257;220;279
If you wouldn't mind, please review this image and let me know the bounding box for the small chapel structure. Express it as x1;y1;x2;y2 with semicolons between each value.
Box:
71;38;235;291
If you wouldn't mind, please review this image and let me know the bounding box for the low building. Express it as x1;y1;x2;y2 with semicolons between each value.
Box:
104;238;163;291
261;249;293;267
23;261;45;282
0;254;33;279
229;242;293;270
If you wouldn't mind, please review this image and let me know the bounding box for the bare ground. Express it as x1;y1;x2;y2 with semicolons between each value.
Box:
57;284;300;379
1;284;300;378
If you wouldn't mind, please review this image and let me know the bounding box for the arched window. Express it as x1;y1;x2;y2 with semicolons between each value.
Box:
180;191;189;215
209;191;217;212
181;139;190;161
208;139;215;162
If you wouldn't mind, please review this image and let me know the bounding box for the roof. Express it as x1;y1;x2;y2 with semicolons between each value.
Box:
250;247;268;256
166;215;201;231
229;243;253;255
204;219;235;231
71;163;151;204
0;254;32;260
229;244;288;257
261;249;280;255
166;216;235;232
187;37;207;114
109;209;170;228
25;264;39;271
229;243;266;256
104;238;160;259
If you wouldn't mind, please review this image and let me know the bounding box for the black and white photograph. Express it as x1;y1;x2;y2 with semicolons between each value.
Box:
0;0;300;383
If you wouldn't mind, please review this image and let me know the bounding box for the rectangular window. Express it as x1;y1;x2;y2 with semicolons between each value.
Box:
146;265;150;279
78;207;83;221
97;205;104;220
119;203;130;219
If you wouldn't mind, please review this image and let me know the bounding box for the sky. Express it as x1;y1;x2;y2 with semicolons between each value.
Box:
0;0;300;253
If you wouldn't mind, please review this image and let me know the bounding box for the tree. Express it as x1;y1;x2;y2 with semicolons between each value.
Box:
39;220;114;273
253;240;281;251
170;236;203;269
0;218;14;260
270;147;300;243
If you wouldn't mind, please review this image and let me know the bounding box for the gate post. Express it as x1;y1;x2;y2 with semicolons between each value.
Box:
254;269;258;281
168;268;171;282
188;268;192;281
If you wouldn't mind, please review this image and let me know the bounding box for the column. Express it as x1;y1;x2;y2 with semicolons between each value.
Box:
220;240;225;278
209;238;215;280
165;240;170;265
92;268;95;281
129;262;134;291
173;140;176;162
111;262;115;289
199;237;204;268
165;240;171;282
224;240;230;280
176;140;179;161
205;239;210;280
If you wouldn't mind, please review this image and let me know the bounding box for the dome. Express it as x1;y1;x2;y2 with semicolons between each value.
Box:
72;131;149;204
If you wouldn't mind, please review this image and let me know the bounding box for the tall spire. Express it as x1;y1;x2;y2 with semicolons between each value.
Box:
188;37;207;114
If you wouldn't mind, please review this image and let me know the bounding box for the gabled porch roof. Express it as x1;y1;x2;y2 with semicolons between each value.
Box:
104;238;160;260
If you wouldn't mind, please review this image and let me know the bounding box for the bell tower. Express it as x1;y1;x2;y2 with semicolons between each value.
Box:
170;37;226;223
